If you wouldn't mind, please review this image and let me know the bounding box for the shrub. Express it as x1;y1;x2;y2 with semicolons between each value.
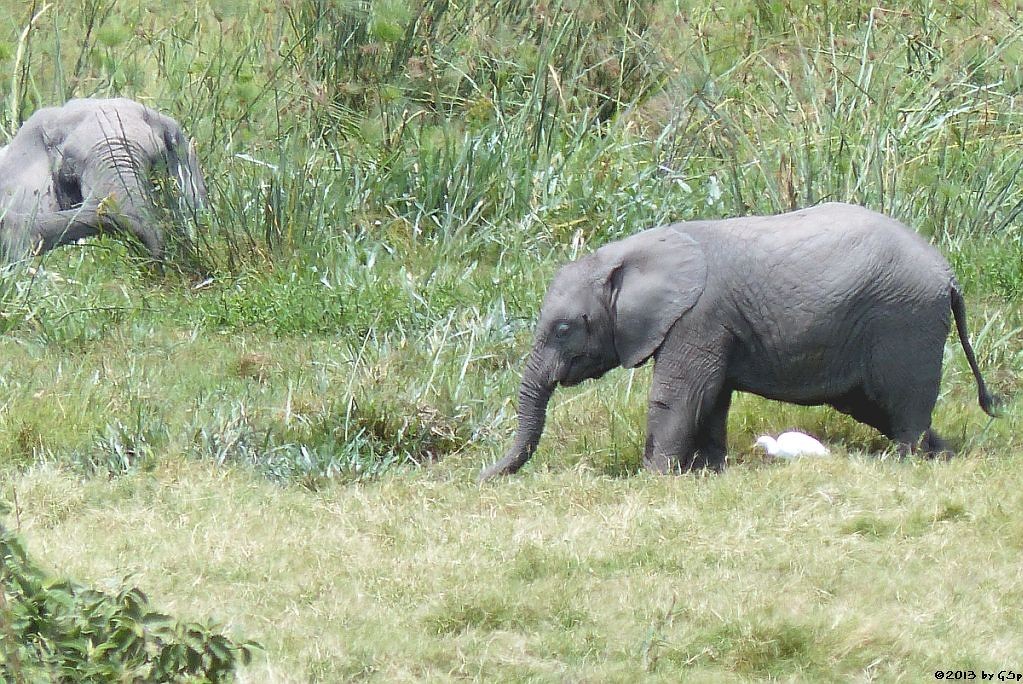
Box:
0;517;259;682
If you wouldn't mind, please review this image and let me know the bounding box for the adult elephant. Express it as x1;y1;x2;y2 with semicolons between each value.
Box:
0;97;206;260
480;203;999;481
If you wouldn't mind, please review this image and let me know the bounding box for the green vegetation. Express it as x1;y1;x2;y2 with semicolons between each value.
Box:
0;513;258;681
0;0;1021;679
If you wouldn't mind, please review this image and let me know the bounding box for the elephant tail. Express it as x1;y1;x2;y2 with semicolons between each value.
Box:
950;282;1000;417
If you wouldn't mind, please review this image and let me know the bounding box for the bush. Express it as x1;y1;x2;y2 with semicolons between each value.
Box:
0;517;259;682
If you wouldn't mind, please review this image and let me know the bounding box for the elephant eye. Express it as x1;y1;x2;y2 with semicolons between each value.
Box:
554;321;572;337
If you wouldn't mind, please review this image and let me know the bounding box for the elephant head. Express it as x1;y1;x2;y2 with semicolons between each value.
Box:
0;97;207;261
479;226;707;481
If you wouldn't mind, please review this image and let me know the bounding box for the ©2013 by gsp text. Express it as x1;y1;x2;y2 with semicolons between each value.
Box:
935;671;1022;681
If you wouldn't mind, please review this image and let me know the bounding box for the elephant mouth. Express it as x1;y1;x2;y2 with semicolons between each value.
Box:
561;355;607;387
559;356;585;386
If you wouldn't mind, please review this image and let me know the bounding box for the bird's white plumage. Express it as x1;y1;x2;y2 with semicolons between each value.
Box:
755;431;830;459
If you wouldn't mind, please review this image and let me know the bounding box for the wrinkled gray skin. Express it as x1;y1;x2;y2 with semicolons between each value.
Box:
0;97;206;260
480;203;998;481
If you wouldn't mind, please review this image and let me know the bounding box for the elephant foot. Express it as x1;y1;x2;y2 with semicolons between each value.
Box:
701;457;726;473
922;429;956;460
894;430;956;460
695;447;726;472
642;452;673;475
643;451;724;475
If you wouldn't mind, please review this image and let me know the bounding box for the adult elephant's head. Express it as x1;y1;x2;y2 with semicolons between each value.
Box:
479;226;707;481
0;97;207;261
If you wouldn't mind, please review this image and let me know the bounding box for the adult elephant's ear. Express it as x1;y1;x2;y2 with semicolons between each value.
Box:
596;226;707;368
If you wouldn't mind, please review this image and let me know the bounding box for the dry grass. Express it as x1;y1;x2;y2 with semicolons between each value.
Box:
6;441;1023;680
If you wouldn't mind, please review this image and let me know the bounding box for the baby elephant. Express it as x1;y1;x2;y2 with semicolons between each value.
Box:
480;202;998;480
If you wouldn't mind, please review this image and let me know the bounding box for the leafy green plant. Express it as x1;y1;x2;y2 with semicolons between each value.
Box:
0;517;259;681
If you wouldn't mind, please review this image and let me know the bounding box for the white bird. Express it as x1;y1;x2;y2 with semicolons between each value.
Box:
754;431;830;459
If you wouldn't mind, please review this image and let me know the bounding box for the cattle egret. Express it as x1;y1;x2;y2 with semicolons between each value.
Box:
755;431;830;459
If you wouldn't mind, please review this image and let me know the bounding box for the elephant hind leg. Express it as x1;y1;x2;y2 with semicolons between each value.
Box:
837;392;937;458
878;376;942;459
829;386;892;436
832;348;945;459
866;323;946;457
830;387;938;457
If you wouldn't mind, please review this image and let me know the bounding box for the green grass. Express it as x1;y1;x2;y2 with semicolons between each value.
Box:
1;0;1023;680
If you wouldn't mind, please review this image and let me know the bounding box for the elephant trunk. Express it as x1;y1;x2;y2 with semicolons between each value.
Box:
84;138;163;257
479;353;556;482
15;206;120;256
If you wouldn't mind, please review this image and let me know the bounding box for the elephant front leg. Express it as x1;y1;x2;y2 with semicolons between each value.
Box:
694;390;732;472
643;369;727;474
643;397;697;474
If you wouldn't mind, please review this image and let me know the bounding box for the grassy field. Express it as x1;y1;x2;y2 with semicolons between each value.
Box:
1;0;1022;680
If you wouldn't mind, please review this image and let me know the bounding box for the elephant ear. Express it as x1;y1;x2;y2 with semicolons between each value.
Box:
595;226;707;368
